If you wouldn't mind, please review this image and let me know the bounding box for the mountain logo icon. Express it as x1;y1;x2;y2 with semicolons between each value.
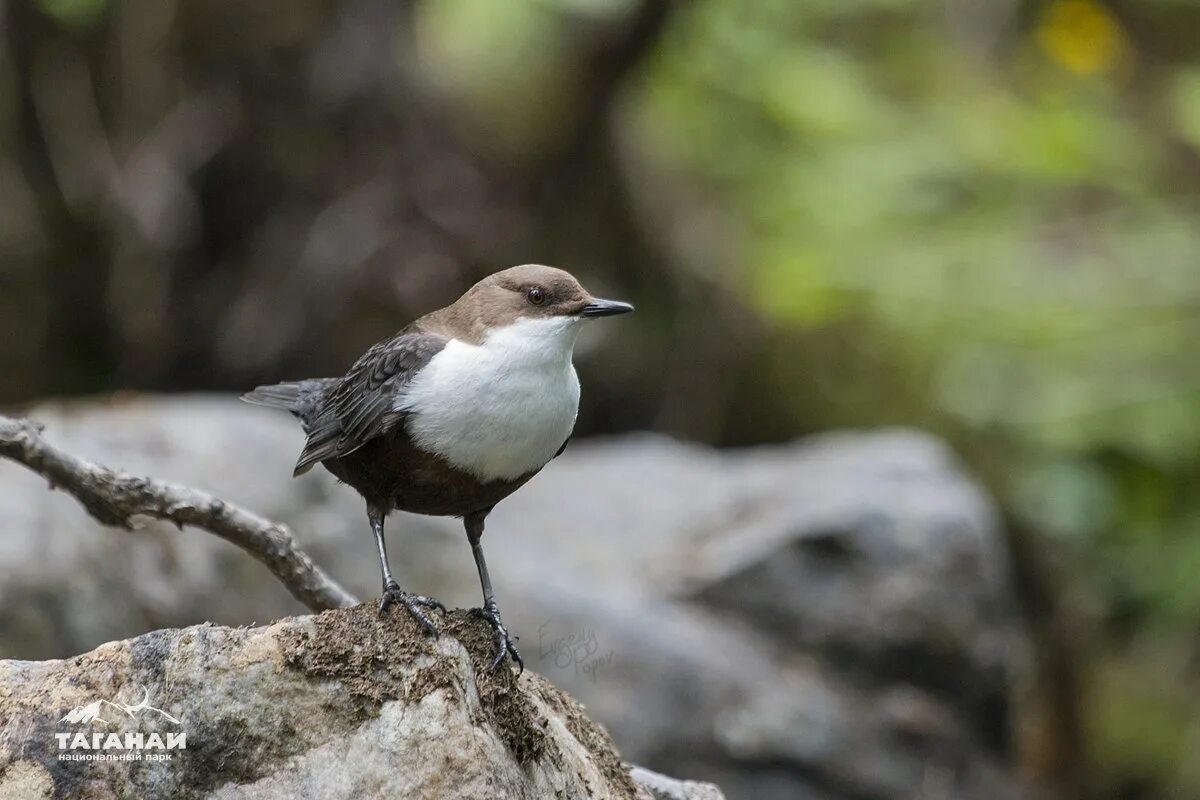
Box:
58;686;181;726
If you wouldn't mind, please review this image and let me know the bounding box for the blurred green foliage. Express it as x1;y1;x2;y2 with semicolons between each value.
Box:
37;0;108;29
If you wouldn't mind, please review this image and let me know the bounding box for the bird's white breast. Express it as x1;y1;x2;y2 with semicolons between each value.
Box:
397;316;582;481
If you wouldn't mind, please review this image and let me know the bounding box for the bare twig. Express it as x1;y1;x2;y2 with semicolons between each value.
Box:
0;413;357;613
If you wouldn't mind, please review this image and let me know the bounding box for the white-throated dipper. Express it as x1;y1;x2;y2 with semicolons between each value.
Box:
242;265;633;671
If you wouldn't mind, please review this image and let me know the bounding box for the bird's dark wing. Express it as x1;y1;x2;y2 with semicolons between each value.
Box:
293;329;448;476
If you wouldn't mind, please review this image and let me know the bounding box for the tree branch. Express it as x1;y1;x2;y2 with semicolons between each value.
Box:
0;413;357;613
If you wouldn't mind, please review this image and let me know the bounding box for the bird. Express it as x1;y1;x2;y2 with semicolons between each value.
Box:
241;264;633;671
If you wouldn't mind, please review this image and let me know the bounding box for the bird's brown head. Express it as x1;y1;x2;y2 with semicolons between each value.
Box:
438;265;633;342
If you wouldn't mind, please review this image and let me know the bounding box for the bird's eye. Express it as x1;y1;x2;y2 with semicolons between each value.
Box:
526;287;546;305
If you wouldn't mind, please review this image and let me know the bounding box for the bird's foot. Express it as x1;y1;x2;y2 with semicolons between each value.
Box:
471;599;524;673
378;580;446;637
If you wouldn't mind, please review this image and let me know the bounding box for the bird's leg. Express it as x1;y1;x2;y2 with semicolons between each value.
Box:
370;507;445;636
465;511;523;673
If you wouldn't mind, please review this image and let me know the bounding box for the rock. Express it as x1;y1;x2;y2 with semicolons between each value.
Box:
0;395;1029;799
0;603;706;800
628;766;724;800
685;430;1016;750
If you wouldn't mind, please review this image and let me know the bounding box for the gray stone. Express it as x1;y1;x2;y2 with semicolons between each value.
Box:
0;603;695;800
629;765;724;800
0;396;1029;799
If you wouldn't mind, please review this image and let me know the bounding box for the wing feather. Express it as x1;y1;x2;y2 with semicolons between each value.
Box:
293;329;448;476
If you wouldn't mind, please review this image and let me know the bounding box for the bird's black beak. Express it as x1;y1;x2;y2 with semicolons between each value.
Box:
580;298;634;318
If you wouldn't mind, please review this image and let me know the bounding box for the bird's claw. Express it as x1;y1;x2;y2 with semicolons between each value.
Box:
471;600;524;673
378;580;445;637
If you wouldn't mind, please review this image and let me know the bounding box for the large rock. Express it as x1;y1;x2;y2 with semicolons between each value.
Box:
0;395;1029;799
0;603;722;799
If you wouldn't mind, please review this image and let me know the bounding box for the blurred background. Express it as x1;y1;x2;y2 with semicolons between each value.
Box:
2;0;1199;798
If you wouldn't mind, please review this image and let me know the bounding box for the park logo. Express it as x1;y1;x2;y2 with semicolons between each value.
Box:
55;685;186;762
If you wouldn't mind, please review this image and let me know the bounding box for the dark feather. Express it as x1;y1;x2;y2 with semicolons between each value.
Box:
241;378;337;434
241;383;302;409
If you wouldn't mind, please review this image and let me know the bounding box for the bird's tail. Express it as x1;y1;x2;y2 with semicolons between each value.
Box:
242;379;338;477
241;378;336;432
241;381;305;411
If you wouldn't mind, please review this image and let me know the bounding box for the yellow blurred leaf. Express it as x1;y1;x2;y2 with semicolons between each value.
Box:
1035;0;1130;76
